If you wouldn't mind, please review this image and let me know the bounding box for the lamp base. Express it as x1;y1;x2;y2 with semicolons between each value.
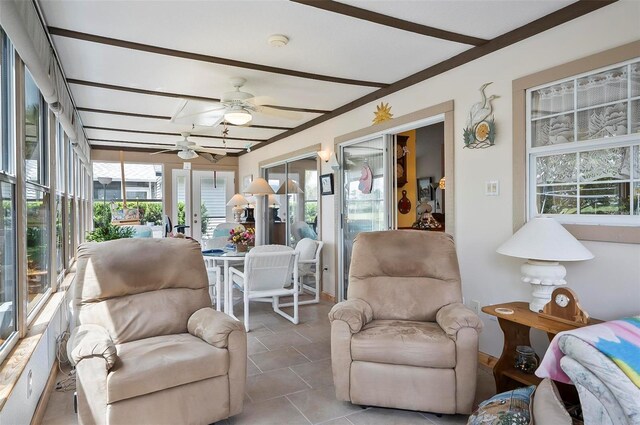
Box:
520;260;567;312
244;208;255;222
232;206;244;223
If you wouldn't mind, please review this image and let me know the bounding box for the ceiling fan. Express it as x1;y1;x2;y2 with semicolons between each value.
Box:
150;132;227;162
170;77;300;128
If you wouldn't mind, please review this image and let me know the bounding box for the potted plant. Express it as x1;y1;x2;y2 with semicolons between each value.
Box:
86;223;135;242
228;226;255;252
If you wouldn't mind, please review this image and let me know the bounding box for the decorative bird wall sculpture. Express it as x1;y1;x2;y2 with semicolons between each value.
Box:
464;82;499;148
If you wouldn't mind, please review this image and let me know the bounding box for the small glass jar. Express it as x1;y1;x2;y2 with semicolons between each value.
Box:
515;345;538;374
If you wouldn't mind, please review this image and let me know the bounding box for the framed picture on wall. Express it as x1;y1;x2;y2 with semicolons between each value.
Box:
320;173;334;195
417;177;433;201
242;174;253;191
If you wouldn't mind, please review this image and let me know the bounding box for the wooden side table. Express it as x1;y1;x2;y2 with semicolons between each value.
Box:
482;301;601;401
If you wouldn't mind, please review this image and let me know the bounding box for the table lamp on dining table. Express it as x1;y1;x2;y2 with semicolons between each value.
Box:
496;216;593;312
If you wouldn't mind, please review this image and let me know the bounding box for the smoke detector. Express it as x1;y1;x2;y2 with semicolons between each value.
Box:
268;34;289;47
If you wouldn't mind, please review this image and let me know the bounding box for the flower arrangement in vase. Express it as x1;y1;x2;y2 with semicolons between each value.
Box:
229;226;255;252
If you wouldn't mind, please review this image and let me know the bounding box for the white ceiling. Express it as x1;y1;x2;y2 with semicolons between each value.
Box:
38;0;579;156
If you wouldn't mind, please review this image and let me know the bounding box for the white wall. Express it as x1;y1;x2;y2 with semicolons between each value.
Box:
239;1;640;357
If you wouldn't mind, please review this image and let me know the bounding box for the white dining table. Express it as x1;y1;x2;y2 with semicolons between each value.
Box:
202;250;245;318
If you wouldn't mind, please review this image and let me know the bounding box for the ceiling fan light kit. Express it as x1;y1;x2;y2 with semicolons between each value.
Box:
177;149;198;160
224;105;253;126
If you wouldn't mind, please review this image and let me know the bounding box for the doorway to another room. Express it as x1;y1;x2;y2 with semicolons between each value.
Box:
336;102;454;301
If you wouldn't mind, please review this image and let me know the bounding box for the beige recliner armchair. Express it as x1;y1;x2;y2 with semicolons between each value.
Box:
329;231;483;414
68;238;246;425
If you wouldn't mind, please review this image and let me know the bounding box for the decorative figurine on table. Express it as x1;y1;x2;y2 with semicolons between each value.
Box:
412;201;442;230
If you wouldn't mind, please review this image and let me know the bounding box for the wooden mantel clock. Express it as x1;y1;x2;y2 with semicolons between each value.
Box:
539;287;590;327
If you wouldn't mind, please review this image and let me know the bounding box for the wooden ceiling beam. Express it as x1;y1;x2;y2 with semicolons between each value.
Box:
252;0;617;153
89;142;242;157
84;125;268;142
77;107;293;131
291;0;487;46
48;27;389;88
67;78;329;115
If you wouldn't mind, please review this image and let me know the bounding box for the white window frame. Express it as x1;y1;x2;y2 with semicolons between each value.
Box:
526;57;640;226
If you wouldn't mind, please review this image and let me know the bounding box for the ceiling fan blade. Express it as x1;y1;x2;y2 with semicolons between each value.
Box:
171;99;226;126
256;105;302;120
209;115;225;128
246;95;275;107
198;152;222;164
150;148;177;155
196;147;228;156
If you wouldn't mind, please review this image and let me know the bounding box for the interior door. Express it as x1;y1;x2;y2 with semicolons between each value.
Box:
339;135;393;301
192;170;234;242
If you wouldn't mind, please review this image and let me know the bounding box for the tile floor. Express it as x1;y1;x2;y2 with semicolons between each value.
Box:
42;299;496;425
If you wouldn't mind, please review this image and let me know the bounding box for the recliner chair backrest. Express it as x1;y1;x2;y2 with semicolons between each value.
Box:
348;230;462;322
73;238;210;344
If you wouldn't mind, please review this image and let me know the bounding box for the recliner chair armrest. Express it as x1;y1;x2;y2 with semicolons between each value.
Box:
188;307;245;348
67;324;118;370
436;302;483;340
328;298;373;333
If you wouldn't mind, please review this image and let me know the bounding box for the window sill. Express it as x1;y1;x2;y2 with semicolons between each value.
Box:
0;270;74;411
564;223;640;244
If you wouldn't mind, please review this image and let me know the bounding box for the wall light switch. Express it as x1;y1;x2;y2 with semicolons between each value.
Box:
183;162;192;170
485;180;499;196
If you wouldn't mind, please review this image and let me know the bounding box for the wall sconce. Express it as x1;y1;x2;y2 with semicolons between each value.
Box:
318;150;340;171
317;150;332;163
439;177;446;190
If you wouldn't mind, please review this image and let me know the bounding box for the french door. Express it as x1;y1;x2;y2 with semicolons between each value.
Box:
339;135;394;300
171;169;234;241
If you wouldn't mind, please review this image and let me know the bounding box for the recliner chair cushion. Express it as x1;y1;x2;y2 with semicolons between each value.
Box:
351;320;456;368
107;333;229;403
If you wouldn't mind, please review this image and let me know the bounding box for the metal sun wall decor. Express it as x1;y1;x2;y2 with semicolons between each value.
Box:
464;82;499;149
373;102;393;124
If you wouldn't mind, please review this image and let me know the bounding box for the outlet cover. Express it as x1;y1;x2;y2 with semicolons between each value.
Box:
485;180;499;196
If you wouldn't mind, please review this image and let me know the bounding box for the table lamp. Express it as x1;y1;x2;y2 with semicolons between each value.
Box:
243;177;275;246
496;216;593;312
226;193;249;223
276;179;304;194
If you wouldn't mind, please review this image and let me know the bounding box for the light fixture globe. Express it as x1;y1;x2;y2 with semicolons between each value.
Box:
177;149;198;160
224;106;252;126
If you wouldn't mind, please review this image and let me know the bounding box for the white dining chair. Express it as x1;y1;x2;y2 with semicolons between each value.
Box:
281;238;324;307
228;245;299;331
205;222;245;249
203;256;222;311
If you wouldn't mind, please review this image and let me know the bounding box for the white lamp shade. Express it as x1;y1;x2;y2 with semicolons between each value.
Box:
267;194;280;207
497;216;594;262
97;177;112;185
276;178;303;194
226;193;249;207
243;177;275;195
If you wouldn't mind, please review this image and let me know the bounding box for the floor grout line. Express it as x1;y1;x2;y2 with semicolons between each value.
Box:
247;356;263;374
288;366;313;389
291;345;313;362
284;395;314;425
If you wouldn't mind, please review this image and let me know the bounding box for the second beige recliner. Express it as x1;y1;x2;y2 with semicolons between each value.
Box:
329;230;483;414
69;238;246;425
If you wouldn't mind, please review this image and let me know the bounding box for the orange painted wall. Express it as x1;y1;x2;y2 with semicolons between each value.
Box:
397;130;417;228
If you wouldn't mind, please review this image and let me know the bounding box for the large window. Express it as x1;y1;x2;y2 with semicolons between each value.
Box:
527;59;640;225
92;161;164;231
24;68;51;315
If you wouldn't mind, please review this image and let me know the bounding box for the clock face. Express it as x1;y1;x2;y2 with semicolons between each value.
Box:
555;294;570;308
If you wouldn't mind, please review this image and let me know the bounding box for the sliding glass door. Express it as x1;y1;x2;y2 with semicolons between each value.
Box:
263;155;320;247
339;135;393;300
